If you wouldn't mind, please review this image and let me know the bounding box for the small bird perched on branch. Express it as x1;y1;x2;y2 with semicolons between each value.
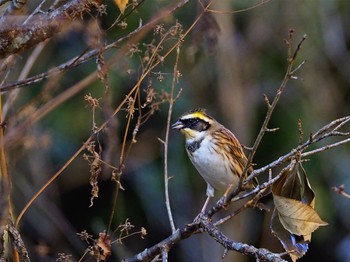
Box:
172;108;256;212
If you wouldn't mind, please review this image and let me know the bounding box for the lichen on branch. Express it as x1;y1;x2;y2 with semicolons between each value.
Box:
0;0;104;59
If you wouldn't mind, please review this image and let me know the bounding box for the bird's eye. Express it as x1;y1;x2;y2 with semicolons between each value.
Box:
188;119;196;124
184;118;199;128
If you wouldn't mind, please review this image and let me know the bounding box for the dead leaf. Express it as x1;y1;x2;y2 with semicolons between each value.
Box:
299;163;315;206
271;210;308;262
93;232;111;261
274;194;327;235
114;0;129;14
271;160;327;261
272;166;292;196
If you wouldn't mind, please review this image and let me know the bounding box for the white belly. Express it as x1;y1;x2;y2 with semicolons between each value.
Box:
187;138;240;192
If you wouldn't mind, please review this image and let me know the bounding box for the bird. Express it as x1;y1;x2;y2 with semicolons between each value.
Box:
172;108;255;212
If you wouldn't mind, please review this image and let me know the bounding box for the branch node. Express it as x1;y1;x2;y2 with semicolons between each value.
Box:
266;127;280;132
263;94;271;108
222;248;229;259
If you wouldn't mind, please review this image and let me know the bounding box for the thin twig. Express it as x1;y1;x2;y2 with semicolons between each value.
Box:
301;137;350;157
232;162;296;202
122;223;201;262
0;0;190;92
205;33;308;219
243;34;307;185
15;0;194;228
2;42;46;119
163;46;181;233
0;0;103;59
204;0;272;14
332;185;350;199
23;0;49;25
121;112;350;261
122;25;350;261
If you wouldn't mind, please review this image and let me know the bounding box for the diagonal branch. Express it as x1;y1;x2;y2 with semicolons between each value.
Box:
205;33;308;218
0;0;190;92
122;223;202;262
0;0;104;59
122;212;288;262
200;218;288;262
121;113;350;262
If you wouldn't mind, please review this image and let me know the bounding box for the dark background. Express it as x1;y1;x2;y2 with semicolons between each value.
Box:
2;0;350;261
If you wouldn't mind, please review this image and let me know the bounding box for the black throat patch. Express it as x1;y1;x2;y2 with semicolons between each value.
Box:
185;138;203;153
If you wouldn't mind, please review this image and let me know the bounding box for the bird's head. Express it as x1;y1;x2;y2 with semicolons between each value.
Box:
171;108;215;140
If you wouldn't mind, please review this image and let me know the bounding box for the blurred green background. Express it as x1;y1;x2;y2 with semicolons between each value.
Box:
3;0;350;261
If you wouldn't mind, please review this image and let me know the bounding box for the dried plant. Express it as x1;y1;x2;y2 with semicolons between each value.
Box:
1;1;350;262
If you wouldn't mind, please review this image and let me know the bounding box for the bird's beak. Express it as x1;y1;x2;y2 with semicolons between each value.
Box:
171;120;184;130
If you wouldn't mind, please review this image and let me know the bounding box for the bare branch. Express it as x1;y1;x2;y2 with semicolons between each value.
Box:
0;0;103;59
204;33;309;218
122;223;201;262
0;0;27;18
200;218;288;262
312;116;350;139
301;137;350;157
122;214;287;262
290;59;307;75
0;0;190;92
332;185;350;200
291;34;307;61
163;45;181;233
122;110;350;261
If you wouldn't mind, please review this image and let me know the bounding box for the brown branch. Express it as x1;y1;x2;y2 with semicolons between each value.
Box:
123;114;350;261
204;33;308;219
122;223;201;262
0;0;103;59
200;218;288;262
0;0;190;93
332;185;350;199
0;0;27;18
242;34;307;185
122;28;310;262
122;214;287;262
7;223;30;262
163;46;181;233
236;116;350;201
121;113;350;261
122;31;350;261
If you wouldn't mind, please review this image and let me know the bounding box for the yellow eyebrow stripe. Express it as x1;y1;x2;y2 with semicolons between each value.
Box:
186;112;207;119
